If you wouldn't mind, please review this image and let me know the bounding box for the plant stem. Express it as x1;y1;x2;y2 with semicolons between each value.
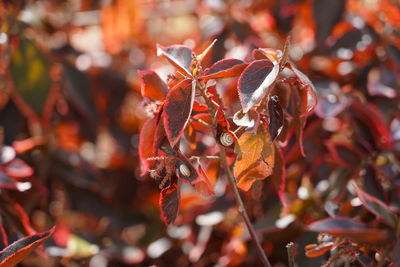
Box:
219;148;272;267
286;242;295;267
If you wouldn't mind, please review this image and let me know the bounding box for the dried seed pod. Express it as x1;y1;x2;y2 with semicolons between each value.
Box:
220;132;233;147
179;163;191;177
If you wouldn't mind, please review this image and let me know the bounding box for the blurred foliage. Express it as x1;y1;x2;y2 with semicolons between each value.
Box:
0;0;399;266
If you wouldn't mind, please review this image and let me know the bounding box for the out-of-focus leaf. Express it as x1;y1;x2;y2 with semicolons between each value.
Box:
325;141;362;168
0;195;34;235
63;63;98;124
0;222;7;250
0;146;16;165
308;217;389;244
0;227;54;267
157;44;193;76
138;70;168;101
201;59;247;80
138;117;157;175
271;147;286;207
163;79;195;147
351;101;393;150
238;59;279;113
0;172;17;190
360;164;385;202
312;0;345;46
160;178;179;225
234;128;275;191
2;158;34;179
354;183;398;228
267;95;284;141
10;39;51;115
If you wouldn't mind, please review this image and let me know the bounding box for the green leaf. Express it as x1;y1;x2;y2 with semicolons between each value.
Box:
10;39;51;114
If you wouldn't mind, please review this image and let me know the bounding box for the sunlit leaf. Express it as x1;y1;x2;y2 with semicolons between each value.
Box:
201;59;247;80
138;70;168;101
238;59;279;113
234;128;275;191
157;44;193;76
163;79;195;147
138;117;157;175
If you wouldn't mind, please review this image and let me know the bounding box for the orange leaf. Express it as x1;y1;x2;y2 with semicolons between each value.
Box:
233;128;275;191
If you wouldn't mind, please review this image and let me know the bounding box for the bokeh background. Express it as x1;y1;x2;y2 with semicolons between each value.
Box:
0;0;399;266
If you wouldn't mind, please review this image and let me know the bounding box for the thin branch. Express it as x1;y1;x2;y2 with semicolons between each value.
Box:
197;79;272;267
219;148;271;267
191;118;212;128
286;242;295;267
189;155;220;161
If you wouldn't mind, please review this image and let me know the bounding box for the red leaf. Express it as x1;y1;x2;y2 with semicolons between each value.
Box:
354;183;398;228
0;194;35;236
139;117;157;175
163;79;195;147
2;158;33;179
0;227;54;267
201;59;247;80
138;70;168;101
191;113;212;131
351;101;393;150
267;95;284;141
159;179;180;225
0;223;8;250
308;217;389;244
272;147;286;207
238;59;279;113
325;141;363;168
157;44;193;76
305;242;334;258
194;164;215;195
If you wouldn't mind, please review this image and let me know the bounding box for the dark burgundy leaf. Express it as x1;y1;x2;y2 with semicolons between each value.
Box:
351;101;393;150
159;179;179;225
2;158;34;179
308;217;389;244
157;44;193;76
163;79;195;147
268;95;284;141
360;164;386;202
201;59;247;80
0;227;54;267
325;141;363;168
138;117;157;175
138;70;168;101
238;59;279;113
354;184;398;228
271;147;286;207
312;0;345;46
0;195;35;236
